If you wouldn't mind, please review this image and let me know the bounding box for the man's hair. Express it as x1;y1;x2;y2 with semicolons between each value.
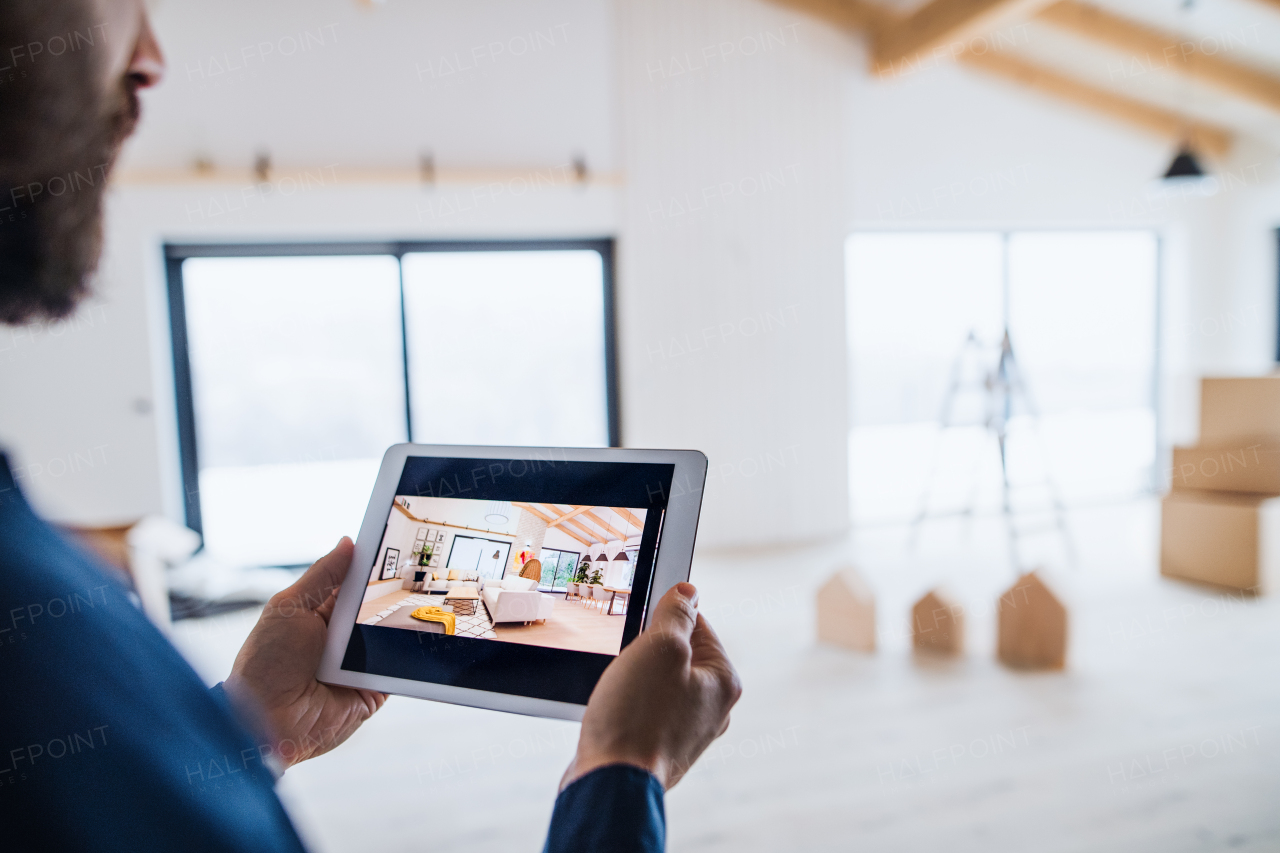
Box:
0;0;139;324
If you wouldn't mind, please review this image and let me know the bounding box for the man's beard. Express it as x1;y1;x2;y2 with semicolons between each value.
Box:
0;82;140;325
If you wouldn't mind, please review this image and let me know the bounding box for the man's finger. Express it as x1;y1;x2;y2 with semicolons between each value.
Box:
691;613;742;705
688;611;729;666
315;587;340;625
282;537;354;611
648;582;699;645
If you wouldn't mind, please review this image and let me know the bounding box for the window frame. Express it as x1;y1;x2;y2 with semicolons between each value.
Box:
164;239;620;536
844;226;1165;500
445;534;514;580
537;546;582;591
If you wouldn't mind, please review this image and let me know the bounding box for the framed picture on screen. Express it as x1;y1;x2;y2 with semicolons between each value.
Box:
380;548;400;581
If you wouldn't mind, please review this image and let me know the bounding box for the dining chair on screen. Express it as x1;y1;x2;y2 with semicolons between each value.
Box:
592;585;611;613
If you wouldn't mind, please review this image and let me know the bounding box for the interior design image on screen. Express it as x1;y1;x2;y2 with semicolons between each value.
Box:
359;496;649;656
340;455;674;704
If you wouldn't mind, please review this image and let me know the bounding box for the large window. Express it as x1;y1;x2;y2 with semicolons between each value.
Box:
537;547;582;592
846;230;1159;527
446;536;512;580
167;240;617;567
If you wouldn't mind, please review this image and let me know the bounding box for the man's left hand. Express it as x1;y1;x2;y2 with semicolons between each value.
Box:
225;537;387;768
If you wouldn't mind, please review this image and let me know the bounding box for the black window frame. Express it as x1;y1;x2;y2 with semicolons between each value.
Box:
165;238;620;537
537;546;582;591
444;534;514;580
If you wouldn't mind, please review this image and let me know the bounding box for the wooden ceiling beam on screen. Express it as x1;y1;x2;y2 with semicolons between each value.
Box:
564;517;606;545
513;502;556;524
546;505;593;528
871;0;1057;74
960;49;1233;156
581;511;628;541
554;524;594;548
611;507;645;531
515;502;593;546
1037;0;1280;114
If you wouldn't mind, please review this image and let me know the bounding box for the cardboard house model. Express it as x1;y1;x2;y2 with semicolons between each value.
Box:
996;571;1066;670
912;588;963;655
1161;376;1280;593
816;567;876;652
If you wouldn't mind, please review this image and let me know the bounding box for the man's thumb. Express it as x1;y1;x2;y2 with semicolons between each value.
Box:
649;582;700;643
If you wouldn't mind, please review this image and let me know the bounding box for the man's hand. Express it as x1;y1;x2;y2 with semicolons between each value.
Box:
225;537;386;768
561;582;742;791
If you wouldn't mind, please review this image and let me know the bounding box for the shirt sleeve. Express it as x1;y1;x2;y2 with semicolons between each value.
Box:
543;764;665;853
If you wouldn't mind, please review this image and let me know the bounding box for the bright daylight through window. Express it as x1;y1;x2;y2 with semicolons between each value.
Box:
845;231;1159;537
176;246;613;567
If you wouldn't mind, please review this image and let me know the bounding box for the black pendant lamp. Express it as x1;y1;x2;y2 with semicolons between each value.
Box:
1162;145;1206;180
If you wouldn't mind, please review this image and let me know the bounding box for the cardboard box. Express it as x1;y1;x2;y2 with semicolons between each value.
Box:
1199;376;1280;445
1160;490;1280;592
1170;443;1280;495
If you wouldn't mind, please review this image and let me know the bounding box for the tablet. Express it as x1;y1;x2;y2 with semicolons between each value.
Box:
317;444;708;721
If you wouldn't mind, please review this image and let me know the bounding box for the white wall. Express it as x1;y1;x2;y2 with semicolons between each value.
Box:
0;0;620;527
2;0;1276;549
615;0;855;548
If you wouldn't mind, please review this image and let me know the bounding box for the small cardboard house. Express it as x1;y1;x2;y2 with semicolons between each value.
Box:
912;588;963;655
817;567;876;652
996;571;1066;670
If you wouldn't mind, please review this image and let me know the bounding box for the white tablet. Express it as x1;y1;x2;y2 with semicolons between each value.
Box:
317;444;708;721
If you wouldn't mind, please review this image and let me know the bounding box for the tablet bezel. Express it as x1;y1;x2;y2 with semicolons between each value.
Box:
317;444;707;721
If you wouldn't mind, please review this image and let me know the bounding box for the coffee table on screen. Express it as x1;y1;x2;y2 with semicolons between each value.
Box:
443;587;480;616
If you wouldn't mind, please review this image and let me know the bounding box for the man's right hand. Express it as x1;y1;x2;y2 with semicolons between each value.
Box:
561;582;742;791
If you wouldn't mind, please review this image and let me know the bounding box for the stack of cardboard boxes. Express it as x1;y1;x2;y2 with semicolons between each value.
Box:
1162;377;1280;593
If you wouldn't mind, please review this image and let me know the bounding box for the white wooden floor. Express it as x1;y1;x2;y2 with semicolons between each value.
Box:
172;498;1280;852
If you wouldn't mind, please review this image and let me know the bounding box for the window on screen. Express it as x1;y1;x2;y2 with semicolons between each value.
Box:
172;243;615;567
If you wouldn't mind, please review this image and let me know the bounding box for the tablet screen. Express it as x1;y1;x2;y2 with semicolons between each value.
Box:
339;455;676;706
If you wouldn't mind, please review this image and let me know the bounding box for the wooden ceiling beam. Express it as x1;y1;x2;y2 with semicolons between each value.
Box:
871;0;1056;72
761;0;1234;155
766;0;887;33
551;523;593;548
514;502;594;546
564;517;606;545
1037;0;1280;113
611;507;645;531
512;502;555;524
546;505;593;528
581;510;628;541
960;49;1233;156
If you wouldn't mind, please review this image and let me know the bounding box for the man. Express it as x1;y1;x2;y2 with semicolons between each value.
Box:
0;1;742;850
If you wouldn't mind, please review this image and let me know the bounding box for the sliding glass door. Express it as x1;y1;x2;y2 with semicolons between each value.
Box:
845;230;1158;526
167;241;617;567
180;255;405;566
402;251;607;446
537;547;582;592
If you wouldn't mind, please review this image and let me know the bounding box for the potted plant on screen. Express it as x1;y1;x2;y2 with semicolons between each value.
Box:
417;544;434;567
575;558;591;584
588;567;603;586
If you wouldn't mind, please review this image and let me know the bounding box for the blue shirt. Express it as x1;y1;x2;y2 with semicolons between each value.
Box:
0;455;664;851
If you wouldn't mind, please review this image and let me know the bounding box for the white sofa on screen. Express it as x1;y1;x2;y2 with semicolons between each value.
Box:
481;577;555;624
